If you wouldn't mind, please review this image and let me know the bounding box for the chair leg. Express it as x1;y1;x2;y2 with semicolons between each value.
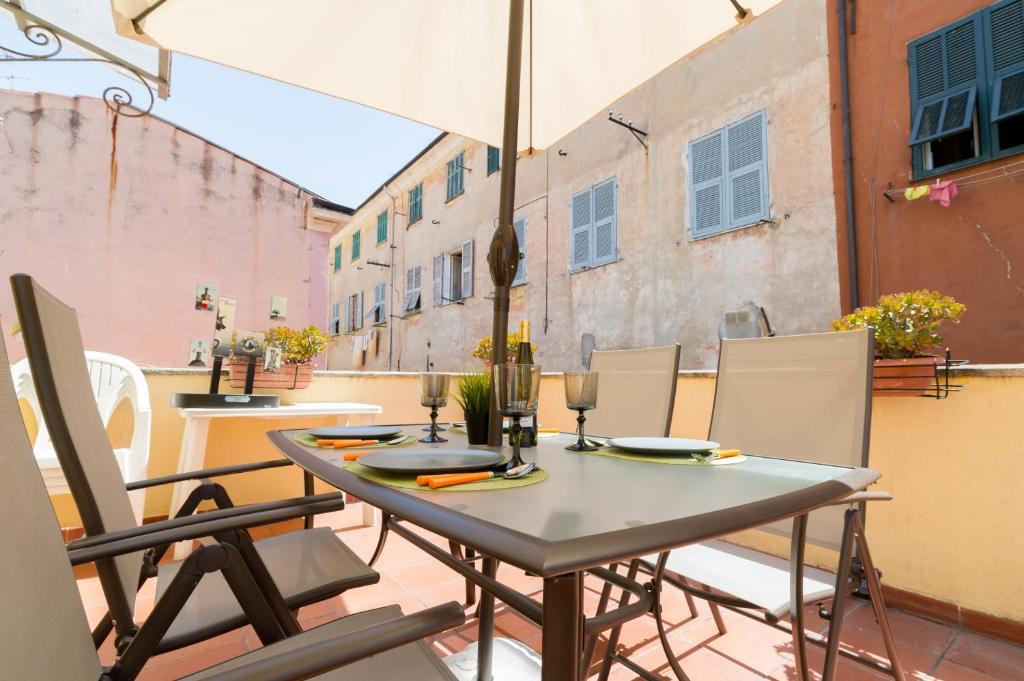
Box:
580;563;619;680
595;560;640;681
651;553;693;681
367;513;392;567
693;580;727;635
854;513;907;681
789;514;811;681
822;509;857;681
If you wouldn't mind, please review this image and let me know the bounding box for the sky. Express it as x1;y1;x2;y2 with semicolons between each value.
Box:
0;16;439;208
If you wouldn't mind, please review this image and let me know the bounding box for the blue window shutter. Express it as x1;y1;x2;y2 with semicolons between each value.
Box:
592;178;616;265
513;219;526;285
570;187;593;270
461;239;474;298
726;111;769;228
987;0;1024;121
355;291;364;330
343;295;351;333
487;146;500;174
433;254;444;306
689;129;725;237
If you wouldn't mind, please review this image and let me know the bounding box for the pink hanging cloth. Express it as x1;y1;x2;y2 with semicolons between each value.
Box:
928;179;958;208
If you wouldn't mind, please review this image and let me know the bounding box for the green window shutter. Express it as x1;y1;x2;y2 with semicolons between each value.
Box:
570;187;593;270
689;129;726;237
447;152;465;201
908;16;984;145
487;146;500;174
987;0;1024;122
409;184;423;223
333;245;341;272
351;231;361;261
592;178;617;265
377;211;388;243
513;219;526;285
726;111;769;228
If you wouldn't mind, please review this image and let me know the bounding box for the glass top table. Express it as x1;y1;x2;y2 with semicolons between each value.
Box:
269;426;879;681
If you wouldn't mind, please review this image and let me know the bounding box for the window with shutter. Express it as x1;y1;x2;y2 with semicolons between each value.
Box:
373;281;386;323
433;254;444;307
592;178;617;265
487;146;500;175
446;152;465;201
355;291;364;330
461;239;474;298
403;266;422;312
512;219;527;285
570;187;593;271
333;245;341;272
987;0;1024;151
351;231;361;261
330;302;340;336
408;184;423;224
343;296;352;333
376;211;388;244
687;111;770;239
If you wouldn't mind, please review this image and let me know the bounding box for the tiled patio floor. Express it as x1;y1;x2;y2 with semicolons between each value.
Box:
77;503;1024;681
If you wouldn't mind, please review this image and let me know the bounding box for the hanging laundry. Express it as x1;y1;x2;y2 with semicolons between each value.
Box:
928;179;958;208
904;185;931;201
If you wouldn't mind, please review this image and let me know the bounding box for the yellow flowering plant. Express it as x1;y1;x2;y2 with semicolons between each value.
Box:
472;331;537;366
265;325;329;364
832;290;965;359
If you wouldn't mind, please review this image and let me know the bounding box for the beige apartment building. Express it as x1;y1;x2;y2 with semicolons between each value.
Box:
326;0;841;372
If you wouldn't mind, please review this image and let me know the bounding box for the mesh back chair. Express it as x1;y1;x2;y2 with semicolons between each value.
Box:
0;331;464;681
586;344;681;437
596;330;905;681
11;275;380;666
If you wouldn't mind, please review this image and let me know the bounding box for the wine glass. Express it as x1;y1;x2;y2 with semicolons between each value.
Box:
564;371;600;451
419;373;450;443
492;364;541;469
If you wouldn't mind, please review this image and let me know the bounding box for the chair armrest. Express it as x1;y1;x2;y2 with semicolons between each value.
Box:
201;602;466;681
125;459;293;490
66;495;344;564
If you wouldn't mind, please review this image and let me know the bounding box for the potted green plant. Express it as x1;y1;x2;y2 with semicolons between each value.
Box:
832;290;965;396
228;325;328;390
453;371;491;444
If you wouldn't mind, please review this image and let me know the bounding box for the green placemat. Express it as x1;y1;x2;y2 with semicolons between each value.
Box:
294;433;417;449
342;461;549;491
580;447;747;466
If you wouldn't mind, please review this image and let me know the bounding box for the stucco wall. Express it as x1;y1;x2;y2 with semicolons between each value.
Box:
828;0;1024;363
329;0;841;371
0;91;337;368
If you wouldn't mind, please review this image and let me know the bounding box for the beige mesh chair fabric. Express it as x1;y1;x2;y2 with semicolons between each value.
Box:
709;329;872;549
17;277;144;616
585;344;680;438
0;333;104;681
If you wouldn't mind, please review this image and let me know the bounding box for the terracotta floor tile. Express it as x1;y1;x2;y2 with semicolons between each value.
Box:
932;659;1009;681
943;632;1024;681
138;640;250;681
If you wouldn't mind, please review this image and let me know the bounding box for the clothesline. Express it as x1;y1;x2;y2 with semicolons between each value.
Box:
882;158;1024;198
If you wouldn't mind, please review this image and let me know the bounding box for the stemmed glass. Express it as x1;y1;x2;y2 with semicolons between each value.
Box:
564;371;600;451
493;364;541;469
419;374;450;443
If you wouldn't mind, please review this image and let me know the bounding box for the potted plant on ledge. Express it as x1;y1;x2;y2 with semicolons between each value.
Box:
453;371;491;445
228;325;328;390
832;290;965;397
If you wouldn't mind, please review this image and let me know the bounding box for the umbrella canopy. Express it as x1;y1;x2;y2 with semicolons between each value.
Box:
110;0;781;152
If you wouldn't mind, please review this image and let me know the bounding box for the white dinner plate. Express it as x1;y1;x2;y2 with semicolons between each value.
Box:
608;437;720;454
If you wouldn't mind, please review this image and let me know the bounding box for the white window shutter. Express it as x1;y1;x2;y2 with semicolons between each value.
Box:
570;188;593;270
513;219;526;285
689;130;726;237
442;253;453;304
433;255;443;306
726;111;769;228
355;291;364;329
592;178;616;265
343;296;351;333
461;239;474;298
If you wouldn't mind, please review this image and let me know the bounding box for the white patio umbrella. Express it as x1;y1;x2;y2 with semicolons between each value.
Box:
109;0;782;445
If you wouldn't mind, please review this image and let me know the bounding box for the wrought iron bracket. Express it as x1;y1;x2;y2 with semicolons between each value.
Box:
607;110;648;150
0;0;164;117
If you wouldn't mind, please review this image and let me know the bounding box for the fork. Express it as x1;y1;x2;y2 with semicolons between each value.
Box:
690;451;713;464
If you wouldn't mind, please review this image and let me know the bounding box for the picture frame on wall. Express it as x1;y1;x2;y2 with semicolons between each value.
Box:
270;295;288;320
195;283;216;311
212;298;236;357
188;339;211;367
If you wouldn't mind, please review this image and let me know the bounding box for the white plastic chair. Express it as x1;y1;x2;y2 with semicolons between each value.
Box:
11;351;152;523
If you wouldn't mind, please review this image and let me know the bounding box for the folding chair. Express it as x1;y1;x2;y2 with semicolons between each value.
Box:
11;274;378;668
597;329;905;681
0;329;464;681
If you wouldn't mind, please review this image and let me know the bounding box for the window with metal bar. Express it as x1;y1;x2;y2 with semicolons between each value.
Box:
446;151;465;201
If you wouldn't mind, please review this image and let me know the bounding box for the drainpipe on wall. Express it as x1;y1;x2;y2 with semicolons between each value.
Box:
838;0;860;310
385;185;398;370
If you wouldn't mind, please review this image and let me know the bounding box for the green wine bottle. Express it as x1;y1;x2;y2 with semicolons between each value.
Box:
515;319;538;447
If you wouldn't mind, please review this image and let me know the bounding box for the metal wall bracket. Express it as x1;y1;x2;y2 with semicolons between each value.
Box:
608;111;648;150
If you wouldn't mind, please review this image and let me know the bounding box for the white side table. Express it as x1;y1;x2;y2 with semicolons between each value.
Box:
171;402;382;558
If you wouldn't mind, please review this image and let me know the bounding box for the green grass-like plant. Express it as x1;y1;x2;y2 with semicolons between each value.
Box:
453;371;491;416
832;290;965;359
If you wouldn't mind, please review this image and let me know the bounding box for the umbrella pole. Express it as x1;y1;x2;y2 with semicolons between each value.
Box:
486;0;526;447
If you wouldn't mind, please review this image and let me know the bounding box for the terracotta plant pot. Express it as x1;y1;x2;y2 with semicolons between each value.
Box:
872;355;944;397
464;410;490;445
227;357;314;390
